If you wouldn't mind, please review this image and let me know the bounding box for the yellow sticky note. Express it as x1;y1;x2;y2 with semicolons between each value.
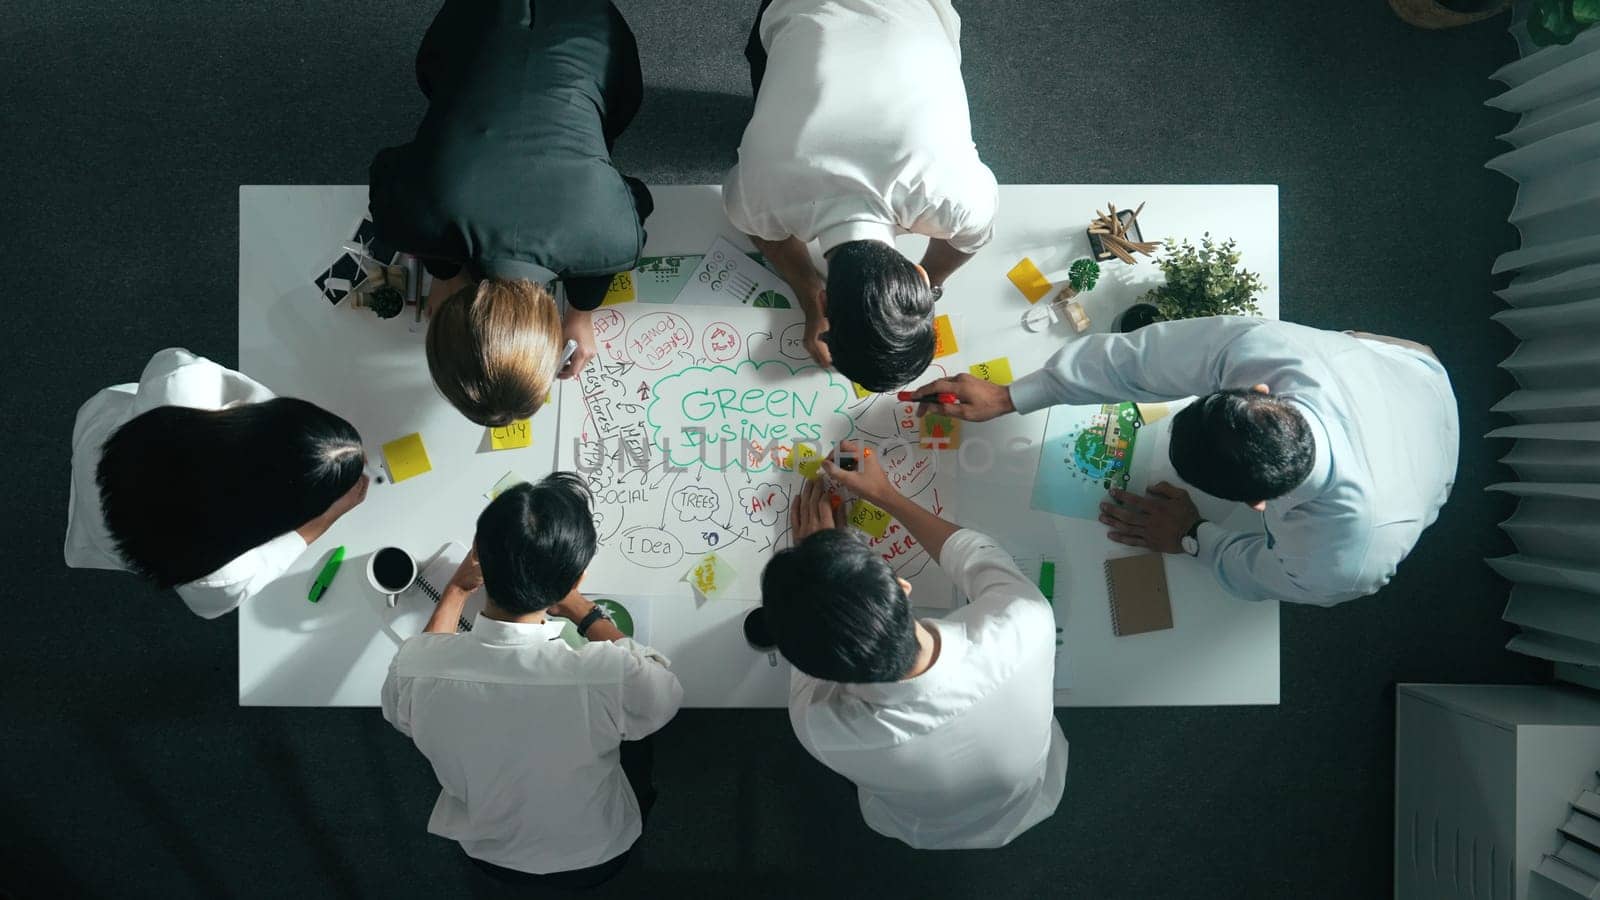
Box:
920;413;962;450
601;270;637;305
933;314;958;359
849;500;893;540
683;553;735;598
1007;257;1053;303
1135;402;1171;425
381;433;432;483
851;382;873;400
489;419;532;450
485;471;527;501
795;442;825;480
969;357;1014;386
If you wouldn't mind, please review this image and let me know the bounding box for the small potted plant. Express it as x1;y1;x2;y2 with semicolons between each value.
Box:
1021;258;1100;333
365;285;405;319
1117;235;1266;332
349;261;411;319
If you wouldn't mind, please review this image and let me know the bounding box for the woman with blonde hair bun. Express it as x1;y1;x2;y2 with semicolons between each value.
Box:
370;0;653;424
426;278;564;427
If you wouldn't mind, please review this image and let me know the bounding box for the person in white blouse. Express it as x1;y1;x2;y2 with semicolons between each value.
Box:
911;317;1461;606
723;0;999;391
759;443;1067;850
65;348;369;619
381;473;683;889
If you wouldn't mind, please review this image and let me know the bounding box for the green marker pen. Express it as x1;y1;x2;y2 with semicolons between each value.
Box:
308;546;346;603
1038;560;1056;605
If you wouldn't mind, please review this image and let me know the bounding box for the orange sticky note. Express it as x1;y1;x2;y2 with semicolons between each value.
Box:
601;271;637;305
1007;257;1053;303
969;357;1014;386
489;419;532;450
849;500;894;539
932;314;958;359
381;433;432;483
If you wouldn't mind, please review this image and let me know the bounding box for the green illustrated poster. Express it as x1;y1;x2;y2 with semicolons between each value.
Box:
1030;402;1144;520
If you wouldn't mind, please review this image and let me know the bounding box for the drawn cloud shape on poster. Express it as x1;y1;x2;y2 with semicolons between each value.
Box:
737;483;790;528
644;358;854;471
671;485;721;522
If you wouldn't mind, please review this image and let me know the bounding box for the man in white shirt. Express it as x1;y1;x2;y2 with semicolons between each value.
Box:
911;317;1461;606
760;448;1067;850
724;0;999;391
381;474;683;888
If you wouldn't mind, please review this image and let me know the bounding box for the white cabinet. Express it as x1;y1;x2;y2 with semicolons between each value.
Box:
1396;684;1600;899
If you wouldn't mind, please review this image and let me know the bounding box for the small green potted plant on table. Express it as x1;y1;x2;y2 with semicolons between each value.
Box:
1117;235;1266;332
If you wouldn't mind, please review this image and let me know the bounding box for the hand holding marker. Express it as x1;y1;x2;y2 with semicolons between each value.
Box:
898;391;959;405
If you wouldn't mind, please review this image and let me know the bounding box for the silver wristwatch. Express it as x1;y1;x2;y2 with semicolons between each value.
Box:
1181;520;1205;557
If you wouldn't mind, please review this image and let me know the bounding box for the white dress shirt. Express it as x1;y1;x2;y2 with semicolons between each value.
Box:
381;614;684;874
65;348;307;619
722;0;998;255
789;529;1068;850
1008;317;1460;606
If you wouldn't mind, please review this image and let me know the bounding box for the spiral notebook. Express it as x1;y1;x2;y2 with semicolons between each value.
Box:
1105;554;1172;636
406;541;482;633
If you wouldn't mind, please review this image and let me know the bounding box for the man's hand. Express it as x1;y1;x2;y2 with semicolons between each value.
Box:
748;235;829;367
547;587;594;623
1098;482;1201;553
821;439;894;505
789;478;845;545
803;299;832;369
910;373;1014;423
449;547;483;593
558;310;597;380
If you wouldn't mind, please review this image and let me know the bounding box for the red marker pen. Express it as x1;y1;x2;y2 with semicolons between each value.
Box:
897;391;959;404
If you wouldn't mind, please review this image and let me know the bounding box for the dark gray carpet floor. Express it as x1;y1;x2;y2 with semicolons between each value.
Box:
0;2;1548;898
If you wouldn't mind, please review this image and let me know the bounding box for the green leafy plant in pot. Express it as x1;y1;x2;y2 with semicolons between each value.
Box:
1530;0;1599;45
1118;235;1266;332
366;285;405;319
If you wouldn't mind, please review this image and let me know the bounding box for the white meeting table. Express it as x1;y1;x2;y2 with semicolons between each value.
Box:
238;184;1280;708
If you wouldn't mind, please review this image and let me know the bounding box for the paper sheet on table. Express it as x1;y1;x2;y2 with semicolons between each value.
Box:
673;236;795;308
1029;402;1146;520
557;303;960;607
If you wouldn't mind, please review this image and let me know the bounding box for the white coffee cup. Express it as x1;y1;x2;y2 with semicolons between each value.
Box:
367;547;417;607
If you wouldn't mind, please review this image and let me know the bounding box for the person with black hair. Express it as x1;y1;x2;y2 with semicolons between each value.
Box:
761;447;1067;850
723;0;998;391
66;348;369;619
911;317;1461;606
381;474;682;888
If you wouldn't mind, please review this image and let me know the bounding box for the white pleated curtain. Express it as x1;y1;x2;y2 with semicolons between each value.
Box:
1484;24;1600;683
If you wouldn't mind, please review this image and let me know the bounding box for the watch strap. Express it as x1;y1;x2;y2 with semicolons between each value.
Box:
575;605;607;637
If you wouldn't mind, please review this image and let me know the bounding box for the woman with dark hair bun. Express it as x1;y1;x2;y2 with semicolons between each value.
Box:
65;348;370;618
